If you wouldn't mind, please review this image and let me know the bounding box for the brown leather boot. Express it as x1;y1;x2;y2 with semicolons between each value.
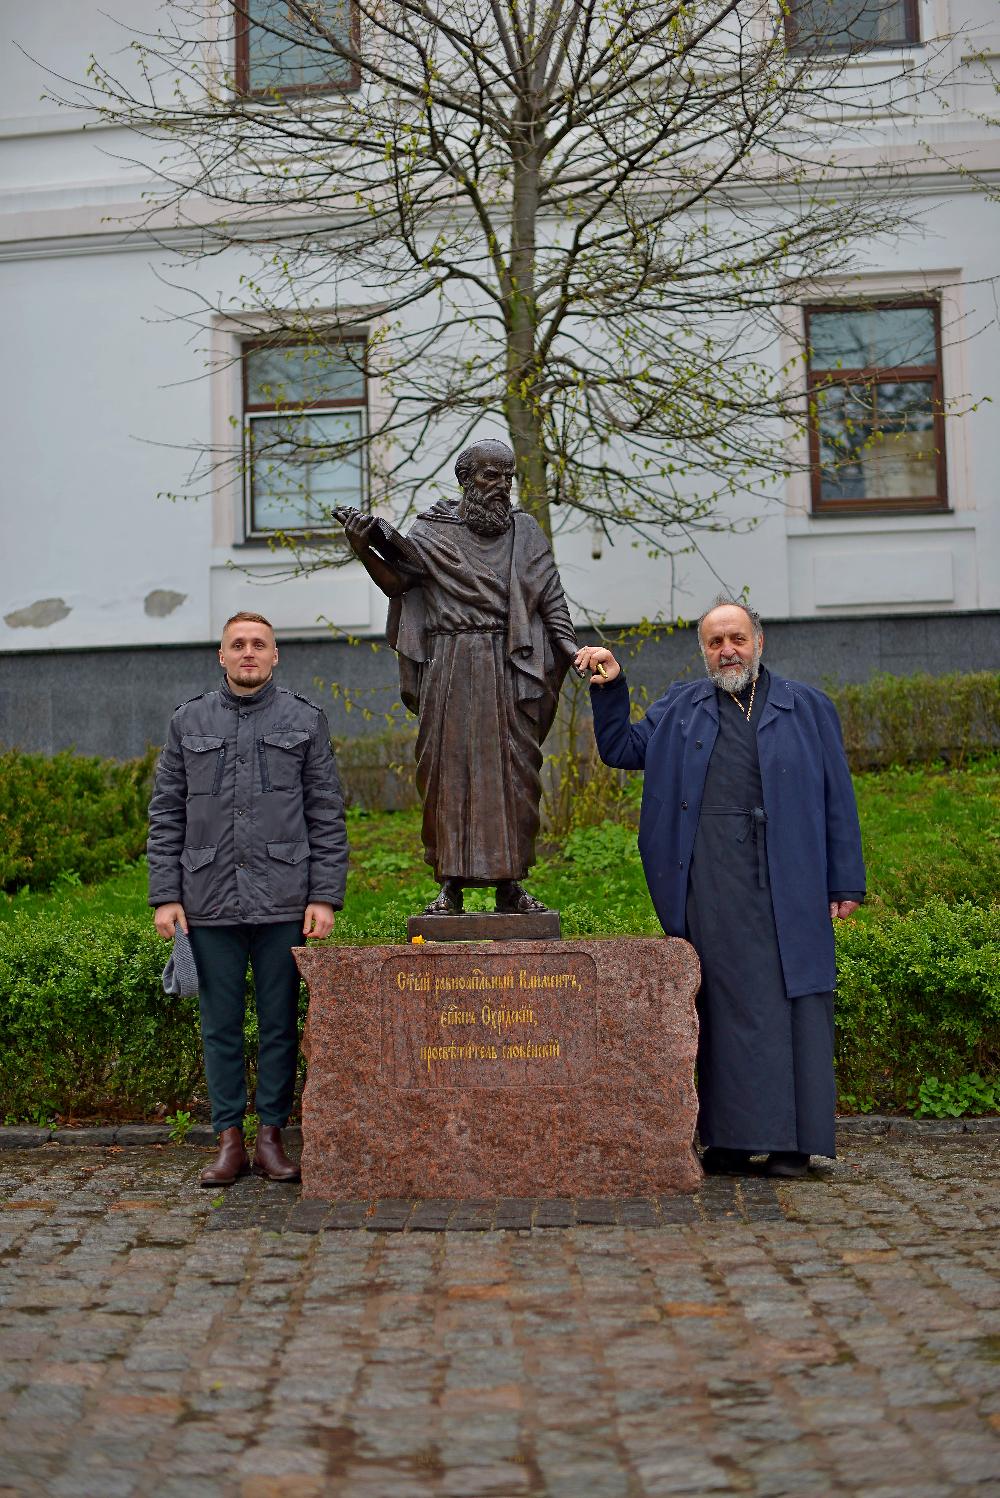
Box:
252;1125;301;1182
199;1126;250;1187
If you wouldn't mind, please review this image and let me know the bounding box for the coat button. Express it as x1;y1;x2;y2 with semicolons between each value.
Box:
695;740;702;749
681;801;688;810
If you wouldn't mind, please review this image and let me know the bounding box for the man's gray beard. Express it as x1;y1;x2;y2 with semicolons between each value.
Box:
706;647;761;696
460;486;512;537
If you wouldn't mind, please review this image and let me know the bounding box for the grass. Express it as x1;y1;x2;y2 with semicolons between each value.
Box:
1;756;997;935
853;756;1000;914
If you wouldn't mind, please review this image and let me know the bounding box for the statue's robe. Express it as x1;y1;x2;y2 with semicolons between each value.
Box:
380;502;577;884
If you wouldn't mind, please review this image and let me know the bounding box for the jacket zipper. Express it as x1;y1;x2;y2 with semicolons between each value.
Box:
257;738;271;793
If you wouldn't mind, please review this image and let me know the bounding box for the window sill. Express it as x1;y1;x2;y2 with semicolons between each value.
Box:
235;534;350;550
234;82;361;105
787;41;922;59
786;508;972;538
810;506;953;519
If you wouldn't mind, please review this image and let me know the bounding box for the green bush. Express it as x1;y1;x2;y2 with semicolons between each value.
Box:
334;726;418;811
0;914;202;1119
913;1072;1000;1119
828;671;1000;770
0;746;157;893
834;901;1000;1110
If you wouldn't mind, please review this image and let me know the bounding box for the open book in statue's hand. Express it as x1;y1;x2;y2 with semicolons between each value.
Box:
333;508;423;572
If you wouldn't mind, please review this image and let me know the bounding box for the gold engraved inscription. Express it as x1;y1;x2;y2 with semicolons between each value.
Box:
384;954;597;1089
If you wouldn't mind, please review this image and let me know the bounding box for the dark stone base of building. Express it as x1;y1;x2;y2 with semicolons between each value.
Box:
2;609;996;760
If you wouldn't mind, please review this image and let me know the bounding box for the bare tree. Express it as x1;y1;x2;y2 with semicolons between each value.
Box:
54;0;943;550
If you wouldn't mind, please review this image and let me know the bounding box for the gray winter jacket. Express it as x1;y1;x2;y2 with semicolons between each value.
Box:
147;677;348;926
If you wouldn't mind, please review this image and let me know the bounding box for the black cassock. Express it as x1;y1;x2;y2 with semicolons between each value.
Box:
684;669;837;1157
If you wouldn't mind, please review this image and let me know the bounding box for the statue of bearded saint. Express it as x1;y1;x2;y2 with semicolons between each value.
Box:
336;439;578;916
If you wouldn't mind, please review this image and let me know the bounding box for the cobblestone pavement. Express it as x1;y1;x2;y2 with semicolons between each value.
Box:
0;1134;997;1498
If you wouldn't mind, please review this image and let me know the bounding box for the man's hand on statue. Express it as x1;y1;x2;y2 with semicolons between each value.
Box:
830;900;861;921
574;646;621;684
154;903;188;939
303;903;336;939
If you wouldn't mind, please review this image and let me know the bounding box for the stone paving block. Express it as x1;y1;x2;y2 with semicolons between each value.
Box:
534;1198;575;1228
0;1129;51;1150
321;1192;369;1228
576;1198;619;1225
657;1194;700;1224
116;1126;174;1146
446;1200;495;1232
283;1200;332;1235
618;1197;659;1227
365;1199;415;1232
408;1199;458;1231
52;1129;117;1147
493;1198;535;1231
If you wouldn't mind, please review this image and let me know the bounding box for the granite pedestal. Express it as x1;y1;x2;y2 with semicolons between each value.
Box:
293;937;702;1199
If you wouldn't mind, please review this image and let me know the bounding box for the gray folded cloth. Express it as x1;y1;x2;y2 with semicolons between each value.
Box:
162;927;200;997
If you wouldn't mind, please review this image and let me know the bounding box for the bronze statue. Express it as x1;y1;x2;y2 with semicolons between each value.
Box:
337;438;577;915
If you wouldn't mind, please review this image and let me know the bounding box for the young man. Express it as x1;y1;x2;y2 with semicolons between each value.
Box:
576;597;865;1178
148;612;348;1185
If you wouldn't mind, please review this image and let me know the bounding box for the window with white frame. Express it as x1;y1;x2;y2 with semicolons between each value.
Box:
805;302;947;514
243;339;367;538
235;1;358;97
786;0;920;52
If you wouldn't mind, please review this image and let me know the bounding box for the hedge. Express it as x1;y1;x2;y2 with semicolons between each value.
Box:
0;902;996;1121
0;746;156;893
828;671;1000;770
834;901;1000;1110
0;916;203;1121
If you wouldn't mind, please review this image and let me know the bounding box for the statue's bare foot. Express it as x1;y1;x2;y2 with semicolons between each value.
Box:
424;880;464;915
494;881;548;915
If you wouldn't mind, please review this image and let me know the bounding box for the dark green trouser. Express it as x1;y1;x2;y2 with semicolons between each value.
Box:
187;922;302;1133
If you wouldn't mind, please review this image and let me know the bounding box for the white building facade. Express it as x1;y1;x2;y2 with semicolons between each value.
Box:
1;2;999;754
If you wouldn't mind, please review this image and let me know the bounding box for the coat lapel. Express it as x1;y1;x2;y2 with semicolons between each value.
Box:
756;673;794;732
691;678;718;723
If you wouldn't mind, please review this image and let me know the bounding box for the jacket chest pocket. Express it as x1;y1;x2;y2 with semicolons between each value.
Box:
258;729;311;791
181;734;226;796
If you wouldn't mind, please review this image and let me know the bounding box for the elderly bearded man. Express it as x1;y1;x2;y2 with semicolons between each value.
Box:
337;438;577;916
576;599;865;1178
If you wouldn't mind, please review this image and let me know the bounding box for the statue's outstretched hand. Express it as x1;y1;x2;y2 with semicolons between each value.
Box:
574;646;621;684
334;507;381;560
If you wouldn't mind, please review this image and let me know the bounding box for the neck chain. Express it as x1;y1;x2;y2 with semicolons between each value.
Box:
728;676;756;722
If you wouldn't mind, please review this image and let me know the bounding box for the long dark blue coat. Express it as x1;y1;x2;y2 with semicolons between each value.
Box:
590;673;865;999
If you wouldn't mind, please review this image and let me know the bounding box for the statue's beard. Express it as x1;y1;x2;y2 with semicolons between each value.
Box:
459;485;512;537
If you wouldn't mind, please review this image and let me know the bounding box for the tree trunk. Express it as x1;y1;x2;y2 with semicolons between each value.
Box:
504;116;551;540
